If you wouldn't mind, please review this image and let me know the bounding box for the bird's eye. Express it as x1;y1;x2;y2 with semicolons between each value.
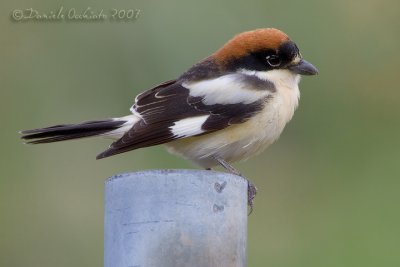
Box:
266;55;281;67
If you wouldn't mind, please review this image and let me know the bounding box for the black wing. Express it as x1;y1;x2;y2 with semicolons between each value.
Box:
96;80;268;159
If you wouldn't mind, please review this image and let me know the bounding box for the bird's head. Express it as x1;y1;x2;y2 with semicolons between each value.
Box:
214;28;318;76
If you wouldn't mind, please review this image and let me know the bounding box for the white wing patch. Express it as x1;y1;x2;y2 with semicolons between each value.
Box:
183;73;271;105
170;115;209;138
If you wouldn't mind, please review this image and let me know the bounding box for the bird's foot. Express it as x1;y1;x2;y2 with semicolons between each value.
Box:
213;156;257;213
247;180;257;215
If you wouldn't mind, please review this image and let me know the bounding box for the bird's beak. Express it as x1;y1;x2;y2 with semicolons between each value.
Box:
289;59;318;75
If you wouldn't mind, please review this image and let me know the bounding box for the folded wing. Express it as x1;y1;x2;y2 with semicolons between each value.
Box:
97;74;273;159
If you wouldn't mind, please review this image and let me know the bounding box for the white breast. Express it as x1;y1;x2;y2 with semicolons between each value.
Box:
165;69;301;168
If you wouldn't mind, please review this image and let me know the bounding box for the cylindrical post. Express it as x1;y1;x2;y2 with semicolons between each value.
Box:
104;169;248;267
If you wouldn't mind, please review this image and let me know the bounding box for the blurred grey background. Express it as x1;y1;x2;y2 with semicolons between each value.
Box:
1;0;399;266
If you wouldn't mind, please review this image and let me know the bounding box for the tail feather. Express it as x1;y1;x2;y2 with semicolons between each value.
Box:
21;119;127;144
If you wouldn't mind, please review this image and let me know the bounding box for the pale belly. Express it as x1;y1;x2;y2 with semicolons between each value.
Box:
165;85;299;168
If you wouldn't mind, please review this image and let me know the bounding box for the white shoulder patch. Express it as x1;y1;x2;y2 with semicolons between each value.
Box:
183;74;271;105
170;115;209;138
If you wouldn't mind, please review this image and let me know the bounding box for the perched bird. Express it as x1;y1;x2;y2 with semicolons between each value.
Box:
21;28;318;208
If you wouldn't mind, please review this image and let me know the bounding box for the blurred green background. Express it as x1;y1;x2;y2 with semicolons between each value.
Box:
1;0;399;266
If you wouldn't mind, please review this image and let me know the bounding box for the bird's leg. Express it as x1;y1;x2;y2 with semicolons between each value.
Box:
214;157;242;176
213;156;257;213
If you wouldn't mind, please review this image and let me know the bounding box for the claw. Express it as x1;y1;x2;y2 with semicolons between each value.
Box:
247;181;257;215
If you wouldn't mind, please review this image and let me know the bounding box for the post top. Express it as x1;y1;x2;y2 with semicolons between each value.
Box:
106;169;242;184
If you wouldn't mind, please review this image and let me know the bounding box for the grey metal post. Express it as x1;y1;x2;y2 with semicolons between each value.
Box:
104;169;248;267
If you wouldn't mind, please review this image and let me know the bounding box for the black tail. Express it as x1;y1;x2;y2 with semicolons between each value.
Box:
20;119;126;144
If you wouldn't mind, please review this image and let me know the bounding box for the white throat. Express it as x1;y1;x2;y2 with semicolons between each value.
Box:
240;68;300;109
